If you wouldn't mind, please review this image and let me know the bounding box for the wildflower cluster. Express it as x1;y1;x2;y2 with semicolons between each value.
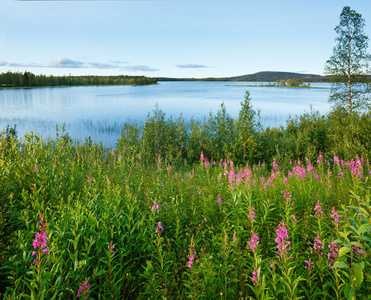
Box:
187;240;196;270
155;222;164;235
330;208;340;227
275;220;291;259
327;240;338;267
248;232;259;252
32;211;49;264
352;246;366;258
248;206;256;222
313;234;324;255
305;258;315;269
314;200;323;219
78;278;91;299
252;268;259;286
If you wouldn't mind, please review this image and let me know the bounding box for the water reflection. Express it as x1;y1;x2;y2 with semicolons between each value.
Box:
0;81;331;147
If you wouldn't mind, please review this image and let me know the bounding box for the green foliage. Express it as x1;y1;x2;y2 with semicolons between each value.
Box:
1;125;371;299
0;71;157;88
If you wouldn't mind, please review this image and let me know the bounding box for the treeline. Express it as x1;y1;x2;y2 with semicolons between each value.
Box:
115;91;371;167
0;71;157;88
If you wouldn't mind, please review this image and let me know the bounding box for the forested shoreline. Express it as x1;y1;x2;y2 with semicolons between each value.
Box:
0;71;157;88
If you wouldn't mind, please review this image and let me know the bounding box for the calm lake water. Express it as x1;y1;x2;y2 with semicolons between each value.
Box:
0;81;331;147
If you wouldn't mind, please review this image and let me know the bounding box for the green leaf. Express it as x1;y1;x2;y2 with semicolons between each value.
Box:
339;246;350;257
344;284;355;300
357;224;371;235
353;263;364;288
331;261;349;269
350;241;362;248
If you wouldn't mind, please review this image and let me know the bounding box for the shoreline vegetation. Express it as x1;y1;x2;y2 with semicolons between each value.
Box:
0;71;158;88
1;102;371;298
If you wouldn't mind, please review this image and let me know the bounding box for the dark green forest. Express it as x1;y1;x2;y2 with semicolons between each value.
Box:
0;71;157;88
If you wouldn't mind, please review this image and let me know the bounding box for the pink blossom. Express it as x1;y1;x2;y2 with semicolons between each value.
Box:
328;240;338;267
275;220;291;259
78;278;91;299
314;233;324;255
248;232;259;252
252;268;259;286
155;222;164;235
217;196;222;205
151;200;159;213
352;246;366;258
330;208;340;227
305;258;315;269
248;206;256;222
314;200;323;219
291;215;297;222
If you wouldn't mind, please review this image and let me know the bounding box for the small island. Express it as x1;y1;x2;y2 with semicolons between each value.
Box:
227;79;327;89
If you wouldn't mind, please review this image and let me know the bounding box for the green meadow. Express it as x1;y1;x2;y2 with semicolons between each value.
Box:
0;99;371;299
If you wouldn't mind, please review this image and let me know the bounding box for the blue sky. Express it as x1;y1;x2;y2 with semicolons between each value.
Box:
1;0;371;78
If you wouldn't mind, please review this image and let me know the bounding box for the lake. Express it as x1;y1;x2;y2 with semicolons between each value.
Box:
0;81;331;148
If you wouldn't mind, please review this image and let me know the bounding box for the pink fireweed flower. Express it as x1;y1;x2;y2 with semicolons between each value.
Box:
330;208;340;227
155;222;164;235
248;206;256;222
328;240;338;267
338;169;344;179
283;189;291;203
151;200;159;213
273;159;279;170
334;155;340;166
200;152;204;161
248;232;259;252
108;241;115;254
314;234;324;255
291;215;297;222
111;150;115;156
204;160;210;169
32;211;49;264
187;239;196;270
78;278;91;299
352;246;366;258
217;195;222;205
314;200;323;219
305;258;315;269
252;268;259;286
275;220;291;259
34;164;39;173
317;154;323;164
228;169;235;189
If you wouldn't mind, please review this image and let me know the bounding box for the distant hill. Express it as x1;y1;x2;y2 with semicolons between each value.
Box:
158;71;330;82
226;71;328;82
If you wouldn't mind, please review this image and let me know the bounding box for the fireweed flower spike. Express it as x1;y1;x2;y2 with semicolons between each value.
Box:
275;220;291;259
305;259;315;269
314;234;324;255
78;278;91;299
314;200;323;219
32;211;49;264
330;207;340;227
187;237;196;270
248;231;259;252
151;199;159;213
248;206;256;222
155;222;164;235
252;267;259;286
328;239;338;267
